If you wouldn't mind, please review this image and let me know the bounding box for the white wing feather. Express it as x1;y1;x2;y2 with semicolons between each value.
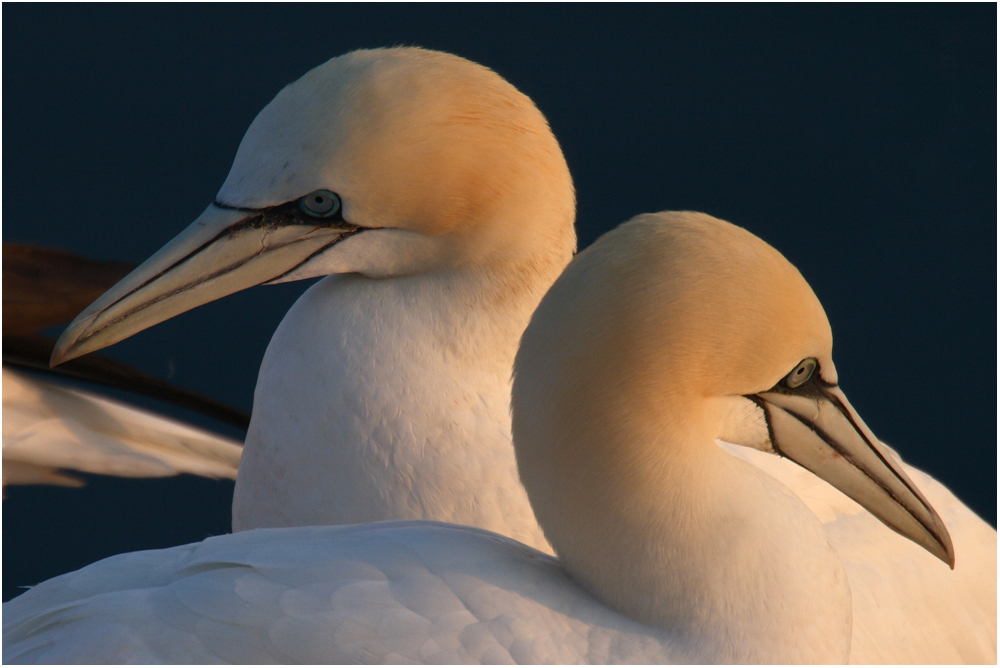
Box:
3;450;994;664
2;368;242;486
2;522;683;664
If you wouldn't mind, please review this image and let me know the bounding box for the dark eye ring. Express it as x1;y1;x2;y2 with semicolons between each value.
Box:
299;190;341;218
784;358;818;389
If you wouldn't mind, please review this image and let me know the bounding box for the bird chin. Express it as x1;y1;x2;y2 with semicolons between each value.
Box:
712;395;772;452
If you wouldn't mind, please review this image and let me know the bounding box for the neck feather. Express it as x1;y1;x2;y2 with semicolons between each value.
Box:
514;384;852;662
234;257;562;552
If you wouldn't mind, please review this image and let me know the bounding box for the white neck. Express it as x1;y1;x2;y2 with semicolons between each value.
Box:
233;261;557;553
515;391;853;662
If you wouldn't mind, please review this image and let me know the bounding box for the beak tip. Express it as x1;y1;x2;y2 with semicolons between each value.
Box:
943;539;956;570
932;512;956;569
51;307;103;367
928;524;955;569
49;343;71;368
50;330;85;368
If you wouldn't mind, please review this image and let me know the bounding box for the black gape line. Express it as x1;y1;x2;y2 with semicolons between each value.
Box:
268;226;364;284
214;192;386;282
213;191;352;229
743;393;786;458
744;362;943;547
73;197;365;349
743;365;829;455
213;192;367;283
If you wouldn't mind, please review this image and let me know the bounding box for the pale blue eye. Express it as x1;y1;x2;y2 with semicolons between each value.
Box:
785;358;817;389
300;190;341;217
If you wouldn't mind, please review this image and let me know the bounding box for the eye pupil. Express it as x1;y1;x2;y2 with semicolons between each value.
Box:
785;358;817;388
300;189;340;217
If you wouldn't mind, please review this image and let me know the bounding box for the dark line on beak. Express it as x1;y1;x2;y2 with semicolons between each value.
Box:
70;211;268;342
213;201;261;213
819;387;937;518
72;214;357;349
267;227;363;284
84;199;356;332
769;399;946;553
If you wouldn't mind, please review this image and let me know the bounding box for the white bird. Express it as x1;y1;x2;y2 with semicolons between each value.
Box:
511;212;995;664
2;367;241;488
51;47;576;553
6;212;993;663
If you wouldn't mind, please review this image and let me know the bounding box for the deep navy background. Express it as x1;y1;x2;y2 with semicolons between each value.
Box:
3;5;996;601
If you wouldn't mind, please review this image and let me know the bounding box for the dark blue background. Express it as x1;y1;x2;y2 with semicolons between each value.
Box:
3;5;995;600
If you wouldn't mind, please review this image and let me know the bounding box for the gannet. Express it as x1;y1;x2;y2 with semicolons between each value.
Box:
512;212;995;663
51;47;575;552
7;212;993;663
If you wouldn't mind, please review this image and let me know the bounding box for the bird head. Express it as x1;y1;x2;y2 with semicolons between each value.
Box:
52;47;574;365
513;211;953;568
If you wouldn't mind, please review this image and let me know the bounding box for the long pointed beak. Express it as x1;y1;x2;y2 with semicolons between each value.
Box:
755;383;955;567
51;203;356;366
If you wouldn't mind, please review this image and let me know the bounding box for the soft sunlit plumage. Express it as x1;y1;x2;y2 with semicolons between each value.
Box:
6;212;994;663
513;212;995;663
